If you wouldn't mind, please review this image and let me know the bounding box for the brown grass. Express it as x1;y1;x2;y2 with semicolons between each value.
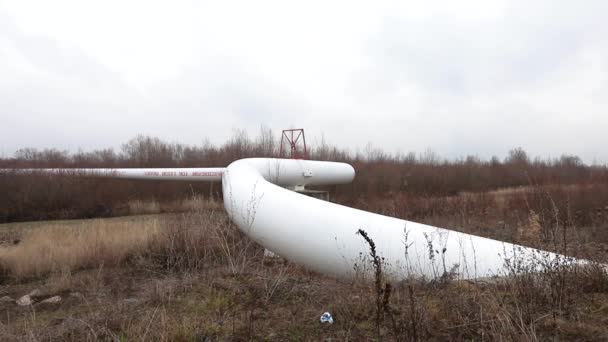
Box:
0;191;606;340
0;218;162;280
0;198;231;281
128;196;222;216
127;200;161;215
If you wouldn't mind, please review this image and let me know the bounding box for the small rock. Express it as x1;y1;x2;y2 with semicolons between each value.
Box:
0;296;14;303
264;249;279;258
27;289;42;297
17;295;33;306
39;296;61;304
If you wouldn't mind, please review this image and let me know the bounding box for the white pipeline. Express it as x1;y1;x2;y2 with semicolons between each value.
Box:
4;159;585;280
9;168;224;182
222;159;575;280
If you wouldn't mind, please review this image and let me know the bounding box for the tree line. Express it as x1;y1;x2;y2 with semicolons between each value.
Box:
1;127;606;222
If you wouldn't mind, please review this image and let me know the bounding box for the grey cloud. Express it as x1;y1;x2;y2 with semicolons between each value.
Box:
143;57;313;130
366;17;585;95
338;1;608;162
0;9;125;89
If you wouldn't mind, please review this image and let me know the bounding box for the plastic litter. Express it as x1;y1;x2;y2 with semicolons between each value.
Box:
320;312;334;324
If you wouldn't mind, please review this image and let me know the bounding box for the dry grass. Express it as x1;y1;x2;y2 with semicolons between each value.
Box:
517;210;543;245
175;195;222;212
0;198;231;281
0;218;163;280
0;191;606;340
128;200;161;215
128;196;222;215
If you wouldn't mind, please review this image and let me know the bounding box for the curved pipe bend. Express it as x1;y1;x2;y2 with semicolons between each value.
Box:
222;158;580;281
3;159;590;280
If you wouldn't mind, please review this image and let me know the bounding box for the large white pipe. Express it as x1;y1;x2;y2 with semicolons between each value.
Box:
3;159;586;280
223;159;576;280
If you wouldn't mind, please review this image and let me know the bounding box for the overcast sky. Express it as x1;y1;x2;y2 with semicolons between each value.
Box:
0;0;606;163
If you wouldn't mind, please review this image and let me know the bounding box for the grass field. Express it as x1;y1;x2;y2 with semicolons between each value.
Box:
0;199;607;341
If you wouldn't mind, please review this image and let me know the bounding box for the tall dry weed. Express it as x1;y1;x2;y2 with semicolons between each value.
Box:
517;210;542;245
128;200;161;215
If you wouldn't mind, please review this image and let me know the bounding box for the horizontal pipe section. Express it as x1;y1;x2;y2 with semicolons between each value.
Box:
4;168;225;182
